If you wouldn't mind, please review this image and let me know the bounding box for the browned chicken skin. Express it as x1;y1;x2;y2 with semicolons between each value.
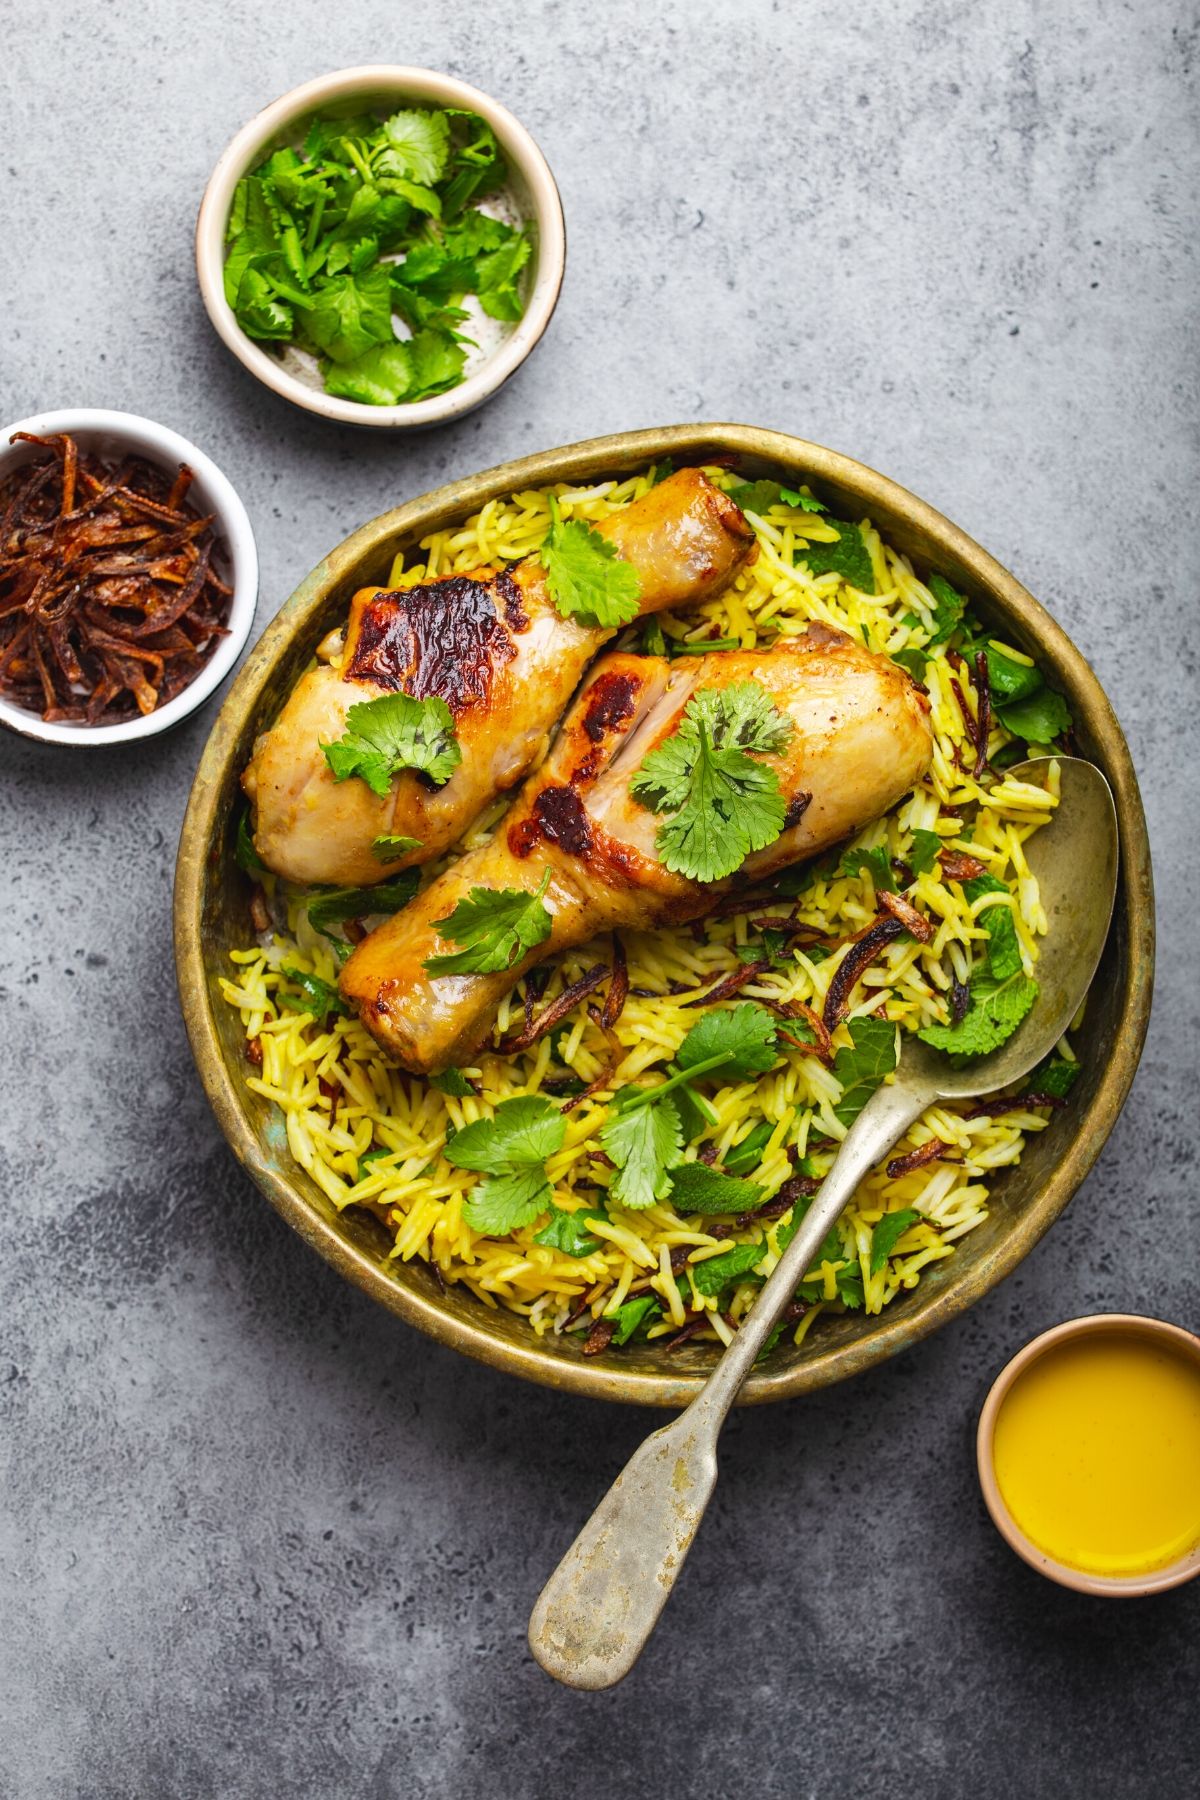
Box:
242;470;755;886
340;629;934;1073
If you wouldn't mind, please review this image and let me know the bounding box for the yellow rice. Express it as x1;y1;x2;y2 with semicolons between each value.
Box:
220;465;1071;1355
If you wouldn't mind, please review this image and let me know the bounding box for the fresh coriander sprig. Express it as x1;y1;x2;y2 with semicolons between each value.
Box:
423;868;553;976
629;683;794;884
540;495;643;629
322;693;461;797
444;1095;564;1235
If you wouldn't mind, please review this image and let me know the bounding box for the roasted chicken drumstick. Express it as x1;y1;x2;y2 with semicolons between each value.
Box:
242;470;755;886
340;628;934;1074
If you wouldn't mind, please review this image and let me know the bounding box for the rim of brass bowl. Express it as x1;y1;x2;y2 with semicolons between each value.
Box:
174;424;1155;1407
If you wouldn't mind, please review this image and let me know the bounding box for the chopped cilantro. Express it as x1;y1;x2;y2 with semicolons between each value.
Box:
893;647;929;682
424;868;553;976
444;1094;564;1234
964;875;1024;982
796;520;876;594
429;1067;474;1097
372;832;423;861
675;1002;781;1082
841;844;895;892
630;683;793;883
540;495;642;629
728;479;826;515
534;1203;607;1258
278;965;348;1021
306;872;419;936
870;1208;922;1274
926;573;966;646
832;1017;898;1126
667;1162;764;1215
599;1097;684;1210
607;1294;662;1345
918;971;1039;1057
379;108;451;185
908;829;942;877
322;693;461;798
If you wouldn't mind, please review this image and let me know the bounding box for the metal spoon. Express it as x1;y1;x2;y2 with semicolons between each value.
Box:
529;757;1118;1689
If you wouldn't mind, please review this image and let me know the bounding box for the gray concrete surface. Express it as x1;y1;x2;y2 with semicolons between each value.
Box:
2;2;1197;1795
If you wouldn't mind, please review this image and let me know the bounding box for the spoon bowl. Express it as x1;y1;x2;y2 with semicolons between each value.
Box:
529;756;1120;1689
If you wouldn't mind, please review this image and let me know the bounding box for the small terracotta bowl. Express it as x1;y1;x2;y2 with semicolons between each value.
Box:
977;1313;1200;1596
195;66;566;429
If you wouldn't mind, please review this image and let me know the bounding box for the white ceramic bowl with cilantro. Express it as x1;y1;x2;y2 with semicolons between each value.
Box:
196;66;565;429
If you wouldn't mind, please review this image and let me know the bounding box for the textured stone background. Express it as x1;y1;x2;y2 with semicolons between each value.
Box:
1;2;1197;1795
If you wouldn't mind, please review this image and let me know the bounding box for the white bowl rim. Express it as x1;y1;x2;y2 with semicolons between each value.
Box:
195;64;567;430
0;407;259;747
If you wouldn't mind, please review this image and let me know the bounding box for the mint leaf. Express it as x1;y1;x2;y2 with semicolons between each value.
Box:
722;1120;775;1176
599;1097;683;1209
424;868;553;977
832;1017;898;1126
372;833;423;861
893;647;929;682
965;875;1024;982
444;1094;564;1235
306;872;419;936
841;844;894;892
541;498;643;628
908;829;942;877
667;1162;764;1215
322;693;461;798
278;965;348;1021
379;108;451;185
690;1242;765;1298
870;1207;922;1274
918;971;1039;1057
985;644;1043;705
607;1294;662;1346
630;684;793;883
796;520;876;594
534;1204;607;1258
997;686;1072;744
728;479;826;515
926;573;966;646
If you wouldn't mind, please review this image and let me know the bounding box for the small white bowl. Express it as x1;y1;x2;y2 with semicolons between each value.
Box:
0;408;258;748
195;66;566;429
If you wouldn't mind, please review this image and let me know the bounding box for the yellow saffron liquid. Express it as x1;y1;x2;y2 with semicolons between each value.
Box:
992;1332;1200;1576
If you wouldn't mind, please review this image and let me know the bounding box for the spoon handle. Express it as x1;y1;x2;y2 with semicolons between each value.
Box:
528;1069;932;1689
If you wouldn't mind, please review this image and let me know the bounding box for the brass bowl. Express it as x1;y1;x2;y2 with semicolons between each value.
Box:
174;425;1154;1406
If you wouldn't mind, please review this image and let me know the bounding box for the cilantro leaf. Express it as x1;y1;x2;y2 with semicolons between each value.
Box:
908;829;942;877
378;108;451;185
630;684;793;883
234;267;295;341
540;497;643;629
429;1067;474;1097
690;1242;765;1298
918;971;1039;1057
832;1017;898;1126
407;327;468;400
985;644;1043;706
444;1094;565;1235
607;1295;662;1345
965;874;1024;982
372;833;423;861
306;873;419;936
676;1002;780;1081
322;693;461;798
278;965;348;1021
235;808;266;878
424;867;553;976
722;1120;775;1176
324;341;413;406
796;520;876;593
475;231;533;321
728;479;826;515
926;574;966;646
997;686;1072;744
870;1208;923;1274
303;265;395;363
841;844;895;892
893;647;929;682
534;1203;607;1258
668;1162;764;1215
599;1097;684;1210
